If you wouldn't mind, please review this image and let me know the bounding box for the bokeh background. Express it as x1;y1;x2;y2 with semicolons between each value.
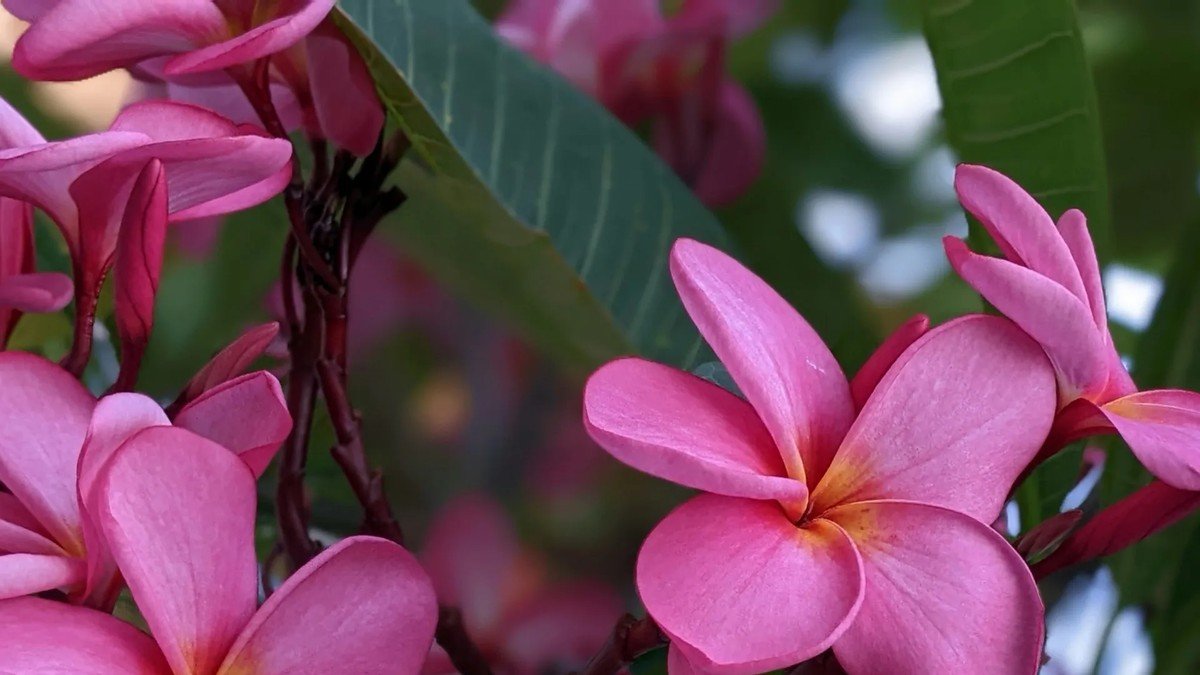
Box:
6;1;1199;672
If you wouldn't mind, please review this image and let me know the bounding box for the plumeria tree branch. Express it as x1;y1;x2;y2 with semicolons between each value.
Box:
436;606;495;675
577;614;666;675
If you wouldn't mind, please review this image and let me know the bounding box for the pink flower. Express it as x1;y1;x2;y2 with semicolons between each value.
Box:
945;165;1200;492
0;424;437;674
421;495;624;674
496;0;771;206
8;0;335;80
584;239;1055;673
0;195;71;346
0;351;290;609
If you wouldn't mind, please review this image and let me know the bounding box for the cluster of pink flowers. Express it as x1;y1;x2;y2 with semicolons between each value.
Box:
582;165;1200;673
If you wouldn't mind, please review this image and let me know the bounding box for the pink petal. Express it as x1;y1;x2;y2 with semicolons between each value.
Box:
0;516;64;556
812;315;1057;523
677;0;779;36
826;500;1044;674
637;494;864;674
0;553;85;599
0;352;95;554
583;358;807;504
170;322;281;411
11;0;225;81
953;164;1088;304
0;493;43;535
1056;208;1107;332
1013;509;1083;561
0;88;49;148
173;371;292;477
945;237;1109;400
2;0;58;22
683;81;765;207
498;581;625;673
0;596;170;673
219;536;438;675
1100;390;1200;490
669;238;853;486
165;0;338;75
75;392;169;609
420;494;524;635
305;20;385;157
0;272;73;312
849;314;930;411
113;159;168;392
94;426;258;675
1033;480;1200;578
0;197;34;341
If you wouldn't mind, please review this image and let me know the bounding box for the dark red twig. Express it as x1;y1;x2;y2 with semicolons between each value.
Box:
436;606;494;675
577;614;667;675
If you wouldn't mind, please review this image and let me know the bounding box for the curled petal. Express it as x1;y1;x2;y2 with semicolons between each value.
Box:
680;81;765;208
813;315;1056;523
849;314;929;411
827;500;1043;674
165;0;338;75
1101;390;1200;490
0;272;73;312
173;371;292;476
0;553;85;600
669;238;853;485
637;495;864;674
305;21;386;157
1057;208;1107;332
170;322;281;412
584;358;806;503
0;516;64;556
113;159;168;392
219;537;439;675
0;597;170;673
945;237;1109;400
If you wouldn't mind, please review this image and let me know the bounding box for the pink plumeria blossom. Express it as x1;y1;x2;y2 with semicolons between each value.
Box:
0;424;437;675
497;0;771;206
0;194;71;346
0;351;290;609
584;239;1055;674
945;164;1200;492
421;494;624;675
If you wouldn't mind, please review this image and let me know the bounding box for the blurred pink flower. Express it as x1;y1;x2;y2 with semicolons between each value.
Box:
584;239;1054;673
946;165;1200;491
0;351;289;609
496;0;771;206
0;195;71;346
0;425;436;675
421;494;624;674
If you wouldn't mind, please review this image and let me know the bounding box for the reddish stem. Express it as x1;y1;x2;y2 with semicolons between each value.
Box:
578;615;666;675
436;607;494;675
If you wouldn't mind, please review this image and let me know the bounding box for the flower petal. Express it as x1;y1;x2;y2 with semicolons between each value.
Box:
848;314;929;412
305;20;385;156
0;352;94;553
95;425;258;675
953;164;1088;304
0;596;170;673
0;517;64;556
1034;480;1200;578
677;0;779;36
680;81;765;207
669;238;853;485
1100;390;1200;490
584;358;806;503
498;581;625;673
0;553;85;599
637;494;864;674
219;537;438;675
826;500;1043;674
945;237;1109;400
173;371;291;477
812;315;1056;522
169;322;280;413
165;0;337;75
112;159;168;392
1057;208;1107;333
11;0;225;81
0;272;73;312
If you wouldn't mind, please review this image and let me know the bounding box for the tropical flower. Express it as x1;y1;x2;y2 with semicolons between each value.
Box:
0;351;290;609
945;165;1200;491
0;193;71;345
421;494;624;674
0;424;437;674
584;238;1055;673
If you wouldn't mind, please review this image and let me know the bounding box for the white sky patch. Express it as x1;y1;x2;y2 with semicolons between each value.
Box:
1098;608;1154;675
832;37;942;158
912;146;959;205
1103;264;1164;332
1044;568;1120;675
797;190;880;268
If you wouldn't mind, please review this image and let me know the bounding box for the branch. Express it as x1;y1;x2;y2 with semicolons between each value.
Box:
436;606;494;675
577;614;666;675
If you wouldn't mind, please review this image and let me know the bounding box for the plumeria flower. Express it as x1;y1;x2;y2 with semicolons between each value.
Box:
421;494;624;674
583;239;1056;673
497;0;772;206
0;423;437;675
944;165;1200;492
0;96;291;372
0;194;71;346
0;350;290;609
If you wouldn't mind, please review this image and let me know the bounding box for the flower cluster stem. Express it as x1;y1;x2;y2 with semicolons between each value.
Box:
577;614;666;675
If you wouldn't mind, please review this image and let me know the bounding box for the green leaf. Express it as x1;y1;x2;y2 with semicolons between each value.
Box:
333;0;734;372
921;0;1111;258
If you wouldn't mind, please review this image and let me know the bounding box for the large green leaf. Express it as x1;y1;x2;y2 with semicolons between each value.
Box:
921;0;1110;259
921;0;1111;528
333;0;733;371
